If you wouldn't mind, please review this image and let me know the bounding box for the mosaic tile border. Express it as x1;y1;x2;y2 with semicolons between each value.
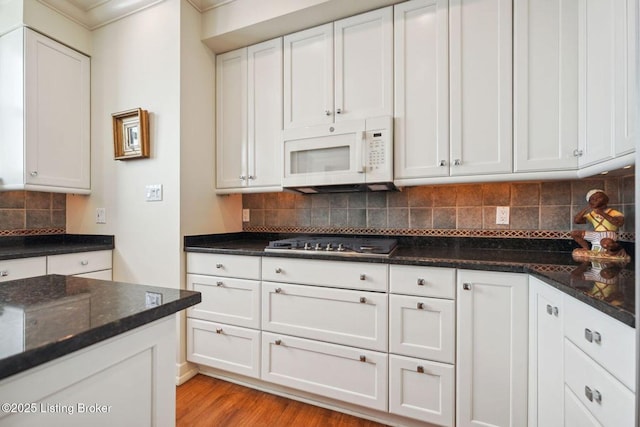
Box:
243;225;635;242
0;228;66;237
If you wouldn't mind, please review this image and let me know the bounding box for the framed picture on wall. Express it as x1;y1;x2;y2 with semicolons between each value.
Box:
112;108;150;160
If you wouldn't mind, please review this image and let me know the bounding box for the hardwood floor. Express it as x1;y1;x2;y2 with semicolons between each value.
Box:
176;375;388;427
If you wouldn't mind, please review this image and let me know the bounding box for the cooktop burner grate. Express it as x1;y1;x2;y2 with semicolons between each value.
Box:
265;236;398;257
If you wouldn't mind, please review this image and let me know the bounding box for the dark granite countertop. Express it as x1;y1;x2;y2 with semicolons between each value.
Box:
0;275;201;380
0;234;115;260
184;232;636;327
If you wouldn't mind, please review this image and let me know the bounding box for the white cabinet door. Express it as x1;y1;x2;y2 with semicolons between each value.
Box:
529;277;564;427
216;47;247;190
389;294;455;363
578;0;637;166
389;354;455;426
24;28;90;191
261;332;388;411
247;38;283;190
334;7;393;122
513;0;579;172
449;0;512;176
262;282;388;351
456;270;528;427
393;0;450;182
283;23;333;129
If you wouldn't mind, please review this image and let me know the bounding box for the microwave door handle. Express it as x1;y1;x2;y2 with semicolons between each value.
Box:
356;131;366;173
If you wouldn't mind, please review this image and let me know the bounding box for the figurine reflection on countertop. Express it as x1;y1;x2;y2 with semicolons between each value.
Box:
571;261;627;306
570;189;630;262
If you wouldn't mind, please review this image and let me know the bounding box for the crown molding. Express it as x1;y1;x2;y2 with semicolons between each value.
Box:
37;0;167;29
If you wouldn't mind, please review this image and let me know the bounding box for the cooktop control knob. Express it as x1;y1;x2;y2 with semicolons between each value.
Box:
326;243;333;251
304;242;311;250
314;243;322;251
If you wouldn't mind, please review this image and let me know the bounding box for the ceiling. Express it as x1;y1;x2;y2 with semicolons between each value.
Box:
37;0;230;30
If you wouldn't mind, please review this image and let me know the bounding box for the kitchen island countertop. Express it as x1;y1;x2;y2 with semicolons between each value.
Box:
184;232;635;327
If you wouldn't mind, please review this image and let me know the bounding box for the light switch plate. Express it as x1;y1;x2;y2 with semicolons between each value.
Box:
96;208;106;224
145;184;163;201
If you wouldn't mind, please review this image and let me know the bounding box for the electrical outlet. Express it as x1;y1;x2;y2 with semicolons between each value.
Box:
242;209;250;222
145;184;163;201
96;208;106;224
496;206;510;225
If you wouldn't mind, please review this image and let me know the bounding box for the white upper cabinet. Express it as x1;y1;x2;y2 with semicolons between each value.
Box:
216;38;283;193
0;27;90;193
449;0;513;177
578;0;637;167
393;0;450;182
284;7;392;129
514;0;580;172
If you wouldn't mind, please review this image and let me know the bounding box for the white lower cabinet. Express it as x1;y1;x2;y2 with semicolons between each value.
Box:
456;270;529;427
0;257;46;282
187;318;261;378
564;386;602;427
47;250;113;279
261;332;388;411
389;354;454;426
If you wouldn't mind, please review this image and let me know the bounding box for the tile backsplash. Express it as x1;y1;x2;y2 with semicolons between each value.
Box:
0;191;66;236
243;175;636;241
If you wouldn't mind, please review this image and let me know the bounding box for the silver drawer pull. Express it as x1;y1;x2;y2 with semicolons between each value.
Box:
359;355;366;362
584;328;593;342
360;297;367;303
275;268;282;274
275;288;282;293
585;385;593;401
215;328;223;334
30;171;38;177
552;306;559;316
546;304;553;315
417;366;424;373
463;283;472;290
417;278;425;286
0;270;8;277
417;302;424;310
80;260;89;266
359;274;366;281
216;263;223;269
593;331;602;344
593;389;602;404
275;339;282;345
216;281;223;287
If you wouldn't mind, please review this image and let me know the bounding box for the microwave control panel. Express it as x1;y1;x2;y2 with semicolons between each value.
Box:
367;132;386;169
364;120;392;183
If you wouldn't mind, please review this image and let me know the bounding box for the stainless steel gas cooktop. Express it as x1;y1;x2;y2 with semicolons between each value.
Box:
265;236;398;258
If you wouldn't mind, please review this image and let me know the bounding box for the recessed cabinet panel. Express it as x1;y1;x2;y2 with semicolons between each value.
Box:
389;264;455;299
187;274;260;329
0;257;46;282
389;354;454;426
187;253;261;280
262;282;388;351
261;332;388;411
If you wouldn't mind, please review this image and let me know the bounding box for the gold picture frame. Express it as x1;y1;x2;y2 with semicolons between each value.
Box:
112;108;150;160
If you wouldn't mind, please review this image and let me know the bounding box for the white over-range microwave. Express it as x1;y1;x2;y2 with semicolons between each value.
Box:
282;116;394;193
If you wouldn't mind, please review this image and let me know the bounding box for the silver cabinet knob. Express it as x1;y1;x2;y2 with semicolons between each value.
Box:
325;110;332;116
80;260;89;266
552;306;559;316
239;175;246;180
585;385;593;401
275;339;282;345
439;160;447;166
336;108;342;114
573;149;584;157
216;281;223;287
593;389;602;403
417;302;424;309
453;159;462;166
417;366;424;373
417;278;425;286
216;263;223;269
463;283;472;290
248;175;255;180
359;355;366;362
275;288;282;294
359;274;366;281
359;297;367;303
0;270;8;277
546;304;553;315
593;331;602;344
215;328;223;334
30;171;38;177
275;268;282;274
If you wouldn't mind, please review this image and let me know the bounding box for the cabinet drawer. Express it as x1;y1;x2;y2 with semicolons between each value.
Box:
389;354;454;427
187;318;260;379
187;274;260;329
74;269;112;280
564;386;602;427
563;295;636;391
47;250;112;276
261;332;388;411
389;295;455;363
390;265;455;299
262;282;387;351
187;253;261;280
262;257;388;291
0;257;46;282
564;339;634;427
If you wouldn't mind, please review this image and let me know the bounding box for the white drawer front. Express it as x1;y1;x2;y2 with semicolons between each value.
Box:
74;269;112;280
0;257;46;282
262;257;388;291
261;332;388;411
564;339;635;427
564;386;602;427
563;295;636;391
389;295;455;363
390;265;455;299
389;354;455;427
262;282;388;351
187;274;260;329
187;253;261;280
47;250;112;275
187;318;260;378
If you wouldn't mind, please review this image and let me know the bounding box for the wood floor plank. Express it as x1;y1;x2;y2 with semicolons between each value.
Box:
176;375;388;427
